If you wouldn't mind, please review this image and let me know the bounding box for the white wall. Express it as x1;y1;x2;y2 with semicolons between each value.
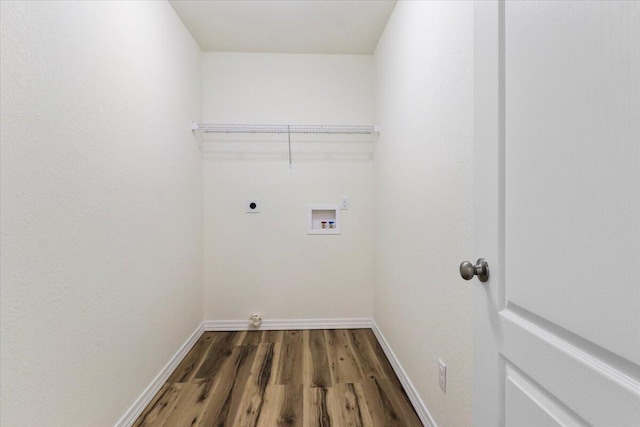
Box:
373;2;474;426
202;53;374;321
0;2;202;426
2;2;475;424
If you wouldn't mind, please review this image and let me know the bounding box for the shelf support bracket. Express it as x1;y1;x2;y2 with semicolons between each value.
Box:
287;124;292;169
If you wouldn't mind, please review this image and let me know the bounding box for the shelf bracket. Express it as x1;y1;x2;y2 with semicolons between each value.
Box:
287;124;292;169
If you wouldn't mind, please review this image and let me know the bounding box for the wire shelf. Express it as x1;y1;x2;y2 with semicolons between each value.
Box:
191;122;379;168
192;122;379;135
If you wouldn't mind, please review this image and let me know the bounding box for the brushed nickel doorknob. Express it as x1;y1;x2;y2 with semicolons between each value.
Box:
459;258;489;282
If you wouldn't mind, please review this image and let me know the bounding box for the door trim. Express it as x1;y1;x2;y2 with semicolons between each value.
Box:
473;0;506;425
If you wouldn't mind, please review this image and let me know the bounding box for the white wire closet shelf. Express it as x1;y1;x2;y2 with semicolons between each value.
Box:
191;122;380;134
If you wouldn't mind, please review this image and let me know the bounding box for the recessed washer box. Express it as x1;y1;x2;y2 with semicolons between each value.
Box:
307;205;340;235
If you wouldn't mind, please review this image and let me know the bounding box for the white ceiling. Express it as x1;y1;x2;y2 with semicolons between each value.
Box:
169;0;397;54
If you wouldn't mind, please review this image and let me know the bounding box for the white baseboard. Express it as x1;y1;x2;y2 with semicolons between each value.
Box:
115;317;434;427
114;322;204;427
202;317;374;331
371;320;437;427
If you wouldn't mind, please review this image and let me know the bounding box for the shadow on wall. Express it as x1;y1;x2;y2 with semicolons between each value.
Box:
200;133;375;162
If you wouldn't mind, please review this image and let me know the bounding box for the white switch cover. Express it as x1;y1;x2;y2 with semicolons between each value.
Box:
438;359;447;392
245;199;261;213
340;196;349;210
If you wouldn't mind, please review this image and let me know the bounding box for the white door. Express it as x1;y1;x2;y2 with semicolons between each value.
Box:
472;1;640;426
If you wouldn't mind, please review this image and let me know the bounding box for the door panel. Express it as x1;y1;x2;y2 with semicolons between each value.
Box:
506;365;577;427
504;0;640;365
501;309;638;426
474;1;640;425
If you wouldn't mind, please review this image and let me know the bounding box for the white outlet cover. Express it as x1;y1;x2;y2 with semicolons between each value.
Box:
340;196;349;210
438;359;447;392
245;199;261;213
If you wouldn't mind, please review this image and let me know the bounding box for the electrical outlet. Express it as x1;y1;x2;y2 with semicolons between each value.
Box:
438;359;447;392
340;196;349;210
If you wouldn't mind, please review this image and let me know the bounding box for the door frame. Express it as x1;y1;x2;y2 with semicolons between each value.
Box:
473;1;505;425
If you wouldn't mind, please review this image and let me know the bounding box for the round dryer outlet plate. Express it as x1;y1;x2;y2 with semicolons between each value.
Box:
245;199;261;213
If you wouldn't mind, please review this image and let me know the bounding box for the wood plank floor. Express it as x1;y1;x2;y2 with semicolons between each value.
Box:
134;329;422;426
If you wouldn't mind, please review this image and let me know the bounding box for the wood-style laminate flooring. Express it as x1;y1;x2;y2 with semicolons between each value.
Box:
134;329;423;426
